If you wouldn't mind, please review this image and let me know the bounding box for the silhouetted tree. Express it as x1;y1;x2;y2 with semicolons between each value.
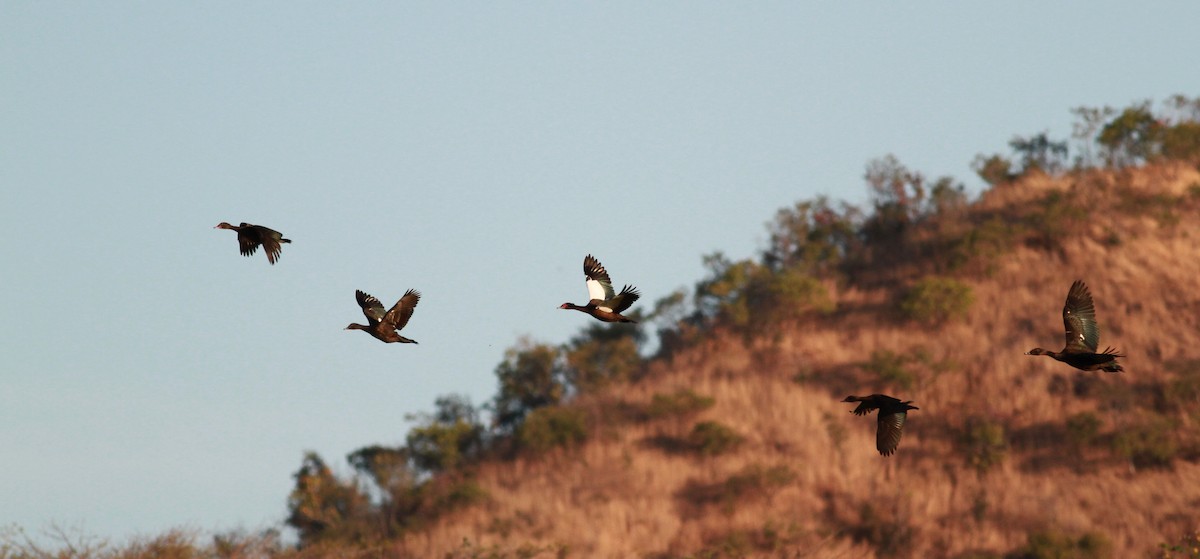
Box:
763;195;862;276
1009;131;1069;174
405;395;484;474
1071;105;1116;168
972;153;1014;185
286;452;373;545
864;155;925;238
563;322;644;392
490;339;567;434
1098;101;1162;167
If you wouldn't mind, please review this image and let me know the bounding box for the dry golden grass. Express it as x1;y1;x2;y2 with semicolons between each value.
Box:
385;165;1200;559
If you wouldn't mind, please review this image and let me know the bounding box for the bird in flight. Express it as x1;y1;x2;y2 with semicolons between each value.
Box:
1026;280;1124;372
559;254;641;323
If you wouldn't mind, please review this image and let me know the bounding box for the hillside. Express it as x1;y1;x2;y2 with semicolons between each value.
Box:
7;100;1200;559
387;164;1200;558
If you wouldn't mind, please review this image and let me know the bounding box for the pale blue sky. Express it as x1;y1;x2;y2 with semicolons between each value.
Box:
3;2;1197;542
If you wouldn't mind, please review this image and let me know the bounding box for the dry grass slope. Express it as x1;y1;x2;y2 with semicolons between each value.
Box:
396;165;1200;559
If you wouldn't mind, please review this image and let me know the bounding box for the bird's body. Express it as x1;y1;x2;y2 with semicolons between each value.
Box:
214;222;291;264
560;254;641;323
345;289;421;344
842;394;919;456
1026;280;1123;372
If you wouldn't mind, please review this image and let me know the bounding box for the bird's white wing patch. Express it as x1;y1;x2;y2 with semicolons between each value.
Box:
586;278;608;301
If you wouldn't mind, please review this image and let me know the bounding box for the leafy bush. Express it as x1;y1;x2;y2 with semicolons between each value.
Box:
765;268;836;318
286;452;374;545
959;416;1008;474
647;389;715;419
1164;360;1200;416
1026;190;1089;249
899;277;974;326
852;500;915;558
1098;101;1162;167
1065;412;1102;448
491;339;567;434
1158;530;1200;559
1009;132;1070;175
1009;529;1112;559
406;395;484;474
515;405;587;454
564;333;642;392
685;421;744;456
677;464;794;515
763;195;863;276
947;216;1023;274
1162;121;1200;163
410;475;489;522
1112;416;1178;470
973;153;1014;186
864;349;916;390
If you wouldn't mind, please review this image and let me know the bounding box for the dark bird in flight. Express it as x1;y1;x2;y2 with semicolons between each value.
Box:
559;254;641;323
1026;280;1124;372
214;222;291;265
345;289;421;344
842;394;919;456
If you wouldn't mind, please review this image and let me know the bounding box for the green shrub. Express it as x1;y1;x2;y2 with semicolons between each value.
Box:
1065;412;1102;448
947;216;1023;274
864;349;916;390
900;277;974;326
763;268;835;318
1113;416;1178;469
647;389;716;419
492;340;568;434
677;464;794;515
413;476;489;521
852;500;915;558
1009;529;1112;559
1164;360;1200;416
516;405;587;454
1158;530;1200;558
1027;190;1088;248
959;416;1008;474
685;421;744;456
405;395;484;474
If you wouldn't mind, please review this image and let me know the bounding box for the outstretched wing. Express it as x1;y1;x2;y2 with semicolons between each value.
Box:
1063;280;1100;352
384;289;421;331
355;290;386;327
876;411;908;456
600;285;641;313
583;254;616;302
250;225;285;264
236;230;260;258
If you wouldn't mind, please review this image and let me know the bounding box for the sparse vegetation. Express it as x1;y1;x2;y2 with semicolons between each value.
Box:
515;405;588;454
1009;529;1112;559
1112;416;1178;470
959;416;1008;474
684;421;744;456
864;349;917;390
646;389;716;419
16;95;1200;559
1157;530;1200;559
677;464;794;515
899;277;974;326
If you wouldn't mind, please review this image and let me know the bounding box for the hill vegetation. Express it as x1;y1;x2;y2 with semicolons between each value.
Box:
7;96;1200;559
